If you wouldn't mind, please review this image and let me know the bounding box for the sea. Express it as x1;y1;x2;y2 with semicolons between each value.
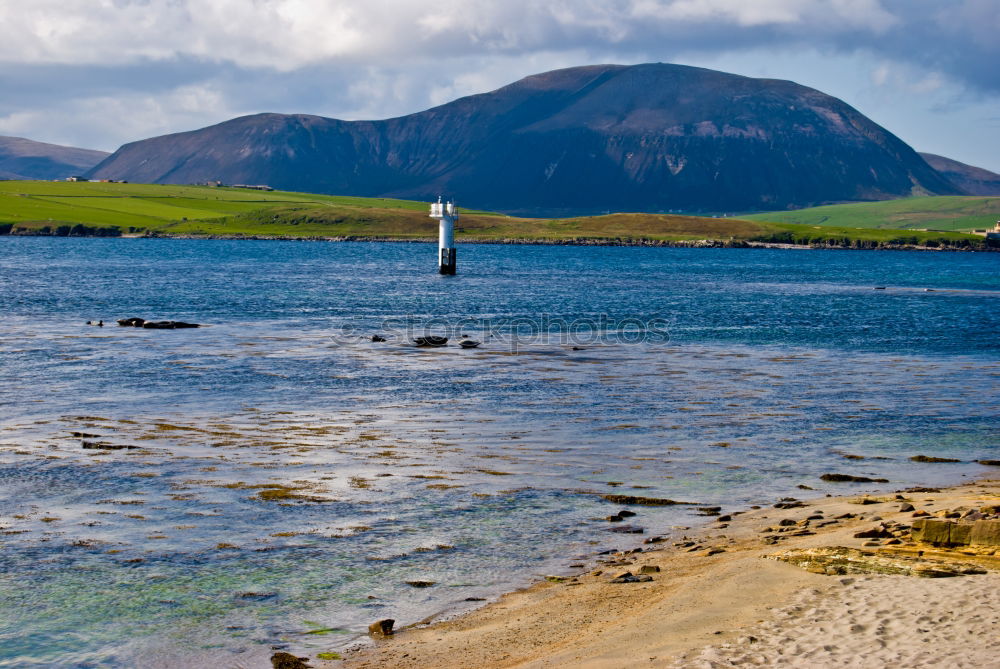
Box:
1;238;997;667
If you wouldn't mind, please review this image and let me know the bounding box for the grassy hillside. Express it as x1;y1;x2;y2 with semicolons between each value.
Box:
744;196;1000;232
0;181;991;249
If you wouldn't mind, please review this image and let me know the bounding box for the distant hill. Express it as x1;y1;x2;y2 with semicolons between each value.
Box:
0;136;108;181
744;195;1000;232
919;153;1000;196
87;63;960;215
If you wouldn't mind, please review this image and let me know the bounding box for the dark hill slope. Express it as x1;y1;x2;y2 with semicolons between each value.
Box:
919;153;1000;196
0;136;108;180
88;63;961;215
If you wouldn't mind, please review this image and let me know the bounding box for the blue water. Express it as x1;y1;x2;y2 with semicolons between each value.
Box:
0;238;998;667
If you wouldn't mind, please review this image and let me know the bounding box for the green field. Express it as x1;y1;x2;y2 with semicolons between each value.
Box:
744;196;1000;232
0;181;992;249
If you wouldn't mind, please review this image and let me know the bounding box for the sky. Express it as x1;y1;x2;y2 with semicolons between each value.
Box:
1;0;998;172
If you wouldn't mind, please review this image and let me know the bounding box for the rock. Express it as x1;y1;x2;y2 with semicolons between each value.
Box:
370;334;387;342
697;506;722;515
459;340;482;348
82;441;137;450
910;455;961;463
853;526;893;539
902;486;941;493
702;547;726;556
970;520;1000;546
773;501;806;509
600;494;697;506
909;518;1000;546
770;546;987;577
271;652;311;669
717;514;732;522
643;536;666;544
141;320;200;329
117;317;145;327
413;336;448;347
368;619;395;638
978;460;1000;467
778;519;797;526
899;503;915;512
617;509;637;517
405;580;435;588
610;571;653;583
981;505;1000;515
638;565;660;574
607;524;645;534
605;515;624;522
820;473;889;483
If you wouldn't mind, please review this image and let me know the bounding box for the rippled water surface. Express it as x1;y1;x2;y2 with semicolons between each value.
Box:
1;239;998;667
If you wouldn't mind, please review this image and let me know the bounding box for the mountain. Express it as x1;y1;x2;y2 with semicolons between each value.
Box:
88;63;961;215
0;136;109;181
919;153;1000;196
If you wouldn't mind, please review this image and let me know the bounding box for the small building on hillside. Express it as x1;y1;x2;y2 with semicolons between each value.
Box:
66;176;88;182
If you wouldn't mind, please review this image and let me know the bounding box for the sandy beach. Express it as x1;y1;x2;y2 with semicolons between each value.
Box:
337;477;1000;669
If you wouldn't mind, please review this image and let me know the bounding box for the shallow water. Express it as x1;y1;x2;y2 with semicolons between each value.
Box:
0;239;998;667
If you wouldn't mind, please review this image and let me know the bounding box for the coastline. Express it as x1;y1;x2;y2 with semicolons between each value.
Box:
4;230;995;251
335;475;1000;668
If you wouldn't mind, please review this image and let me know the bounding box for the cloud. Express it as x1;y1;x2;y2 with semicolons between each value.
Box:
0;1;996;92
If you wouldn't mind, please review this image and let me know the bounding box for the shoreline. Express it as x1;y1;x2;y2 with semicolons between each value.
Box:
3;231;995;252
334;475;1000;668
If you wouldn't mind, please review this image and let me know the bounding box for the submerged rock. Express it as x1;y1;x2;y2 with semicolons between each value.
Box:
820;473;889;483
910;455;961;463
600;494;696;506
405;580;435;588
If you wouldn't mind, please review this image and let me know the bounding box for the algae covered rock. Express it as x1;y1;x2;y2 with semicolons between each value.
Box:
769;546;986;577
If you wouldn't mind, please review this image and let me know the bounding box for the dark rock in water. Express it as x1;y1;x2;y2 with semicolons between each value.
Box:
465;597;486;601
405;580;435;588
910;455;961;463
82;441;137;450
979;460;1000;467
413;335;448;347
141;320;201;329
459;340;481;348
605;515;624;522
617;509;637;517
820;473;889;483
600;494;696;506
370;334;387;342
117;317;145;327
368;618;394;638
697;506;722;516
607;524;645;534
270;652;311;669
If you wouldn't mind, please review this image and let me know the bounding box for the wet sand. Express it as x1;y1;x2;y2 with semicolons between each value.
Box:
339;477;1000;669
